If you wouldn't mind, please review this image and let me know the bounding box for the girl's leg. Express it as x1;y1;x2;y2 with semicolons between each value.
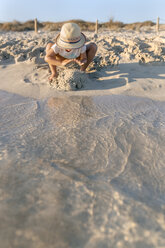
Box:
45;43;58;81
81;42;97;71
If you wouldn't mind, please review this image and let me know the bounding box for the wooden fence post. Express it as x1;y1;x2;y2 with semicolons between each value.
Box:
156;17;160;33
95;19;98;34
34;18;38;33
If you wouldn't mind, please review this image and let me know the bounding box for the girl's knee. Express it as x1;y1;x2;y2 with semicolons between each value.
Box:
92;43;97;52
87;43;97;53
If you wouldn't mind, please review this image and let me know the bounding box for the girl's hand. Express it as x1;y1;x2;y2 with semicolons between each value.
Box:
80;58;87;65
73;58;87;66
61;59;73;66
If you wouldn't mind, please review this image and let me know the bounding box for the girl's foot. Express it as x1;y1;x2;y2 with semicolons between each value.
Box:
48;73;58;82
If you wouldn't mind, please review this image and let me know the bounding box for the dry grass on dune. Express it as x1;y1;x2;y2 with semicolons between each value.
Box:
0;19;96;32
0;19;156;32
42;19;96;31
102;18;125;30
0;20;43;31
125;21;155;31
101;19;155;30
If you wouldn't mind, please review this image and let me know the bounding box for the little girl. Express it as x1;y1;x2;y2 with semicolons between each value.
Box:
45;22;97;81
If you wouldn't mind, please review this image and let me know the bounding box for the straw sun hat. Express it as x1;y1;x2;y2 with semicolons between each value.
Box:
55;23;86;49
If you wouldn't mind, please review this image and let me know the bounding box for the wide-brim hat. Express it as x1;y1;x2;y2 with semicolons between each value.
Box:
55;23;86;49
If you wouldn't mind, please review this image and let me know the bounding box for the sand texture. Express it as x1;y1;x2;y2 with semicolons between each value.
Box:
50;68;91;91
0;29;165;248
1;30;165;67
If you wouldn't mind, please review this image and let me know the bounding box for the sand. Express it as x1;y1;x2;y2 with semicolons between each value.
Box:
0;29;165;248
49;68;91;91
1;29;165;98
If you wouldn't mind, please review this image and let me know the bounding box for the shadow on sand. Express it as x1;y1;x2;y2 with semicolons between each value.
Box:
85;62;165;91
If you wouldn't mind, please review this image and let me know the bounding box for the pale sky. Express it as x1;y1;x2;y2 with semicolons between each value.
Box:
0;0;165;24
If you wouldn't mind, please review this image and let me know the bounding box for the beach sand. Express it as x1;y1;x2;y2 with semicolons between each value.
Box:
0;29;165;248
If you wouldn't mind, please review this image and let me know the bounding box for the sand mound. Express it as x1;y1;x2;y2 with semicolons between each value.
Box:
50;69;90;91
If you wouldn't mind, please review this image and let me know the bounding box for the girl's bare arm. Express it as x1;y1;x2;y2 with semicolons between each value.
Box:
45;49;72;66
80;52;87;64
74;52;87;66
